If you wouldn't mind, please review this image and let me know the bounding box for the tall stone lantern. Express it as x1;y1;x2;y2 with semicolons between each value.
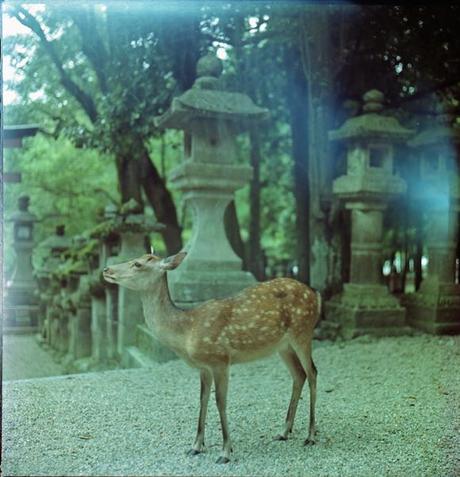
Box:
326;90;414;337
404;104;460;333
155;54;269;307
5;194;39;328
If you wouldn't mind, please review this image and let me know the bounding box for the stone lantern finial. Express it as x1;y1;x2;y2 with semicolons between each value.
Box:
196;53;223;78
194;54;223;90
18;194;30;212
362;89;385;113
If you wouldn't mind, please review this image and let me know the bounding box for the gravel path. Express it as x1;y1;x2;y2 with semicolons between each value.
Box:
2;335;459;476
2;334;65;380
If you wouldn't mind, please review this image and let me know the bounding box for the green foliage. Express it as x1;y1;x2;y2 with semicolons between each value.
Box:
4;135;118;275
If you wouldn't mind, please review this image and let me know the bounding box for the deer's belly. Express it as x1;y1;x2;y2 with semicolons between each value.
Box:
229;335;290;364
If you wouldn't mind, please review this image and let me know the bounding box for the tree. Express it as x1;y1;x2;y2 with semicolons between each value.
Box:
7;3;210;254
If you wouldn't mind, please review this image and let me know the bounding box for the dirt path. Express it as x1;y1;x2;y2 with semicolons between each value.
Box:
2;334;65;381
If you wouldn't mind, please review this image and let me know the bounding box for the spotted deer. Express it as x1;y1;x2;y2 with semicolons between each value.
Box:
103;252;320;464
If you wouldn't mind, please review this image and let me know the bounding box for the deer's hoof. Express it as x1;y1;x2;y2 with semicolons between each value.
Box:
274;434;288;441
304;438;316;446
187;448;203;456
216;456;230;464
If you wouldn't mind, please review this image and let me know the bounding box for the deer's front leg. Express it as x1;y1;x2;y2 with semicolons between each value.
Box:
212;365;232;464
188;368;212;456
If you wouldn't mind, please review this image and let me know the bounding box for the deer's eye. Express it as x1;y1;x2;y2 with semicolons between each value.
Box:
134;262;142;268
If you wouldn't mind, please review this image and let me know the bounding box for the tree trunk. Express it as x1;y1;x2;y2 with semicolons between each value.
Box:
286;49;310;284
139;147;183;255
115;153;144;209
248;127;264;280
224;201;248;270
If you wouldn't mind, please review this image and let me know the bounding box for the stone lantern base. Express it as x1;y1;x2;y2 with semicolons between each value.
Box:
168;160;256;307
4;282;39;331
325;284;410;338
169;269;256;308
403;279;460;334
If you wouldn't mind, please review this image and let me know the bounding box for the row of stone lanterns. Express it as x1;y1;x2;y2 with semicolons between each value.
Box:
22;202;171;372
326;90;459;337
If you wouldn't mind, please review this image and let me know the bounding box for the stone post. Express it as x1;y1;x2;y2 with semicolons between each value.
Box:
101;204;120;362
88;247;108;367
404;104;460;333
5;194;39;329
155;54;269;307
35;225;71;341
325;90;415;338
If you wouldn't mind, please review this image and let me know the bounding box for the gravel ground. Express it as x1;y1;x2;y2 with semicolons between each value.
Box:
2;335;460;477
2;334;65;380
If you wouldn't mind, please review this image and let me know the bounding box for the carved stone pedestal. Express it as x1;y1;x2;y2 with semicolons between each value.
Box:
404;279;460;334
168;161;255;306
326;284;409;339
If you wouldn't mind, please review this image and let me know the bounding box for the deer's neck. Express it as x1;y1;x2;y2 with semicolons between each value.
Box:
139;273;189;350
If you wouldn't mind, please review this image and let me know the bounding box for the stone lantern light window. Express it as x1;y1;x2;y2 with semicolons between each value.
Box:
369;144;392;172
15;224;32;240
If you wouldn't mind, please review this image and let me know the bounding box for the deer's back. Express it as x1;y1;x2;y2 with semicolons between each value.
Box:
185;278;319;366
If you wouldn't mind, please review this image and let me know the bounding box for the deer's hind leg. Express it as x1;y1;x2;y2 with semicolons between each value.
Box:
290;338;318;445
188;368;212;456
275;345;306;441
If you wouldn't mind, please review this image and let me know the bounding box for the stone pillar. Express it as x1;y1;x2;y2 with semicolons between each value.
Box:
36;225;71;341
325;90;415;338
88;250;108;367
114;229;146;357
155;54;269;307
73;274;92;363
404;104;460;333
60;235;94;370
5;195;39;329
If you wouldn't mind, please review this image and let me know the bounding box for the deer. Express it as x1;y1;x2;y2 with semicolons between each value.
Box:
103;252;320;464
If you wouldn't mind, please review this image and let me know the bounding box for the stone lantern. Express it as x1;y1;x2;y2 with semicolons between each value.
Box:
155;54;269;307
5;194;39;328
404;104;460;333
36;225;72;340
326;90;415;337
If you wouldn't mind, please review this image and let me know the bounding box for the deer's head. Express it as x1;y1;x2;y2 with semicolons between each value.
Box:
103;252;186;291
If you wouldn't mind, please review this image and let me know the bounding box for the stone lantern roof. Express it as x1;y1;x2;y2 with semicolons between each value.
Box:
155;54;269;131
89;199;165;239
329;90;414;142
408;103;460;148
7;195;38;224
39;225;72;252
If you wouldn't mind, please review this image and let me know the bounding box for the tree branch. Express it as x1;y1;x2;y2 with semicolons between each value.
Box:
69;6;109;94
386;78;460;108
13;6;99;123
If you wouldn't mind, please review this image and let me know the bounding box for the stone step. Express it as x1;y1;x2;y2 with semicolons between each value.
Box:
3;325;39;335
135;324;177;363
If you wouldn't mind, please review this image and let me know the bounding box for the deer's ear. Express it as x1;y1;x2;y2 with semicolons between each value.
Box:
159;251;187;271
